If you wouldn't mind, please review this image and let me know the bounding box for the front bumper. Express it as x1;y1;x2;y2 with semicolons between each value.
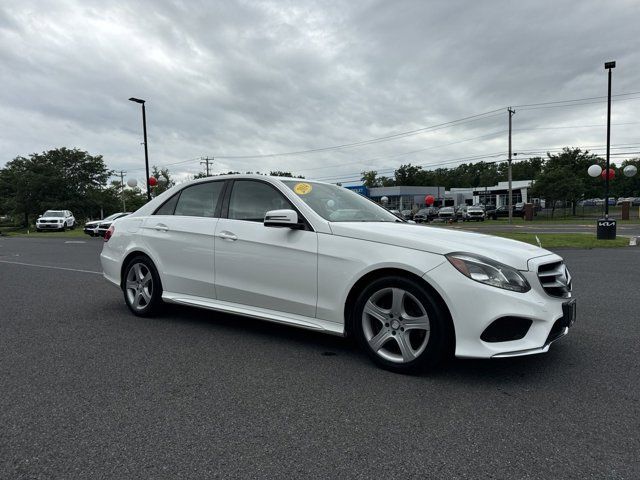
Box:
37;223;63;229
424;254;575;359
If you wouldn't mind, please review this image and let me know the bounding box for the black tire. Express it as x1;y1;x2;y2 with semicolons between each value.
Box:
36;228;41;232
122;256;163;317
352;275;452;373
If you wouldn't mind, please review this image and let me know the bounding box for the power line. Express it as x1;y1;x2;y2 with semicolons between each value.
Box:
513;90;640;108
212;109;505;159
309;144;640;183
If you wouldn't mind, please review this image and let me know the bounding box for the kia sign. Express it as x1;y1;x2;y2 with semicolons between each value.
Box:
597;218;616;240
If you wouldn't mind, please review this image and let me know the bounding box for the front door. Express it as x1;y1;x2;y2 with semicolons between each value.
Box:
214;180;318;318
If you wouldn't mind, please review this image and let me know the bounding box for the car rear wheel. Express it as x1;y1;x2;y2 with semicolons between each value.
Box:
353;276;451;373
123;256;163;317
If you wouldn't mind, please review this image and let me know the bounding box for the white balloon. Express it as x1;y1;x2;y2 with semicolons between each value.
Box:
157;176;168;185
587;164;602;178
623;165;638;177
381;196;389;204
126;178;138;188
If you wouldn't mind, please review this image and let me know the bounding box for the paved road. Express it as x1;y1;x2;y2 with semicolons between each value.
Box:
1;237;639;479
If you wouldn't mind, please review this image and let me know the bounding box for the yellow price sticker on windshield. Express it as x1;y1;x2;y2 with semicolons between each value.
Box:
294;182;312;195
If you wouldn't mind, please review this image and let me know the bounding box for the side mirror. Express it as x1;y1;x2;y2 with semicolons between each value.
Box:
38;215;42;218
264;209;302;229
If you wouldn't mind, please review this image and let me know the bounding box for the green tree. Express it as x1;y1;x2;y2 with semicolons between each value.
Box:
0;147;110;226
151;166;175;196
531;148;599;216
361;170;381;188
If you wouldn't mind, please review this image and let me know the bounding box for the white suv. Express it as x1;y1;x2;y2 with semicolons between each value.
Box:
36;210;75;231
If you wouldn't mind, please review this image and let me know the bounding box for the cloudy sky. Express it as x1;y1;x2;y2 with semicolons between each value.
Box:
1;0;638;185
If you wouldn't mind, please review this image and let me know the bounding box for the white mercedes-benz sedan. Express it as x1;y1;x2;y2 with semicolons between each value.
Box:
100;175;575;372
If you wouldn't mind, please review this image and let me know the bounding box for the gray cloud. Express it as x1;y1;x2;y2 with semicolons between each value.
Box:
0;0;638;184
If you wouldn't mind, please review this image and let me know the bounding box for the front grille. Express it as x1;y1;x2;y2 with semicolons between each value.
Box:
538;261;572;298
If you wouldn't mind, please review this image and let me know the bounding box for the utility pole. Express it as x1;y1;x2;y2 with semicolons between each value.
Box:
508;107;516;224
200;156;213;177
118;170;126;211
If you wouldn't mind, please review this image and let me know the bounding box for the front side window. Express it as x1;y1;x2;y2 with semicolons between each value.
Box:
228;181;293;222
170;181;224;217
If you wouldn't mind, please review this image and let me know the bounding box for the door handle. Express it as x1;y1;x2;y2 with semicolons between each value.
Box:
153;224;169;232
218;231;238;241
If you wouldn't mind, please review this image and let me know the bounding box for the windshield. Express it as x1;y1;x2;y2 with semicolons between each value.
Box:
43;210;64;217
283;181;402;223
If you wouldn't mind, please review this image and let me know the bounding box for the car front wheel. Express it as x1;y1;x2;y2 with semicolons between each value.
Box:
123;257;163;317
353;276;451;373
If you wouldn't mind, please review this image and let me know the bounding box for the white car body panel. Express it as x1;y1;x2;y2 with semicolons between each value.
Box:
101;174;573;359
213;218;318;318
315;232;445;324
142;215;218;299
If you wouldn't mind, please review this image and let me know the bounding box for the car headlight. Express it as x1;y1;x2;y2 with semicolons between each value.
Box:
446;252;530;293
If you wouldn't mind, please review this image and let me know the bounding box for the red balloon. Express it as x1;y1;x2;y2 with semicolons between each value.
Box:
148;176;158;187
601;168;615;180
425;195;435;206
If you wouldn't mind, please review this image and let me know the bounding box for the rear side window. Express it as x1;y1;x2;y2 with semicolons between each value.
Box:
174;182;224;217
155;193;180;215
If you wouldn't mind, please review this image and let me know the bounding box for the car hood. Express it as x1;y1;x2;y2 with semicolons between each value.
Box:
328;222;554;271
38;217;63;221
85;221;100;227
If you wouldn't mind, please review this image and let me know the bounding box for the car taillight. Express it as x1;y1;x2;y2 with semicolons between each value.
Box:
104;225;115;242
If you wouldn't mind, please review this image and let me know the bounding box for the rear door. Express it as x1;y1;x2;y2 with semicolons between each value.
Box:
142;180;225;299
214;179;318;317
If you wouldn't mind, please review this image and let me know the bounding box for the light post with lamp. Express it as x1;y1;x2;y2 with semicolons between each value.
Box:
128;97;151;201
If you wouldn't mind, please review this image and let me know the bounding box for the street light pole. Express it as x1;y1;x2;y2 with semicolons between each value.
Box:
128;97;151;201
507;107;515;224
604;61;615;218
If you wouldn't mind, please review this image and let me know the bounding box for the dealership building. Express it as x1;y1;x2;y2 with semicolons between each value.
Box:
347;180;533;210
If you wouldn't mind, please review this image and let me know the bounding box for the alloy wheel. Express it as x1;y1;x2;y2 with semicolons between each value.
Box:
361;287;431;363
125;262;153;311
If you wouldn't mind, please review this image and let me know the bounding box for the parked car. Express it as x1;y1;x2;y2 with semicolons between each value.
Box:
36;210;75;231
632;198;640;206
455;205;467;221
463;205;485;221
84;212;131;237
487;205;511;220
401;209;414;221
96;212;131;237
413;207;438;223
437;206;456;221
101;175;575;373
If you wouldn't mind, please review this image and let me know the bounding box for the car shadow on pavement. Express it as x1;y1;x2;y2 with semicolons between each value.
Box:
138;302;574;384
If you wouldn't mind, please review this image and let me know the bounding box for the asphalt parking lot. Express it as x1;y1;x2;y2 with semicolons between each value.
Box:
1;237;639;479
